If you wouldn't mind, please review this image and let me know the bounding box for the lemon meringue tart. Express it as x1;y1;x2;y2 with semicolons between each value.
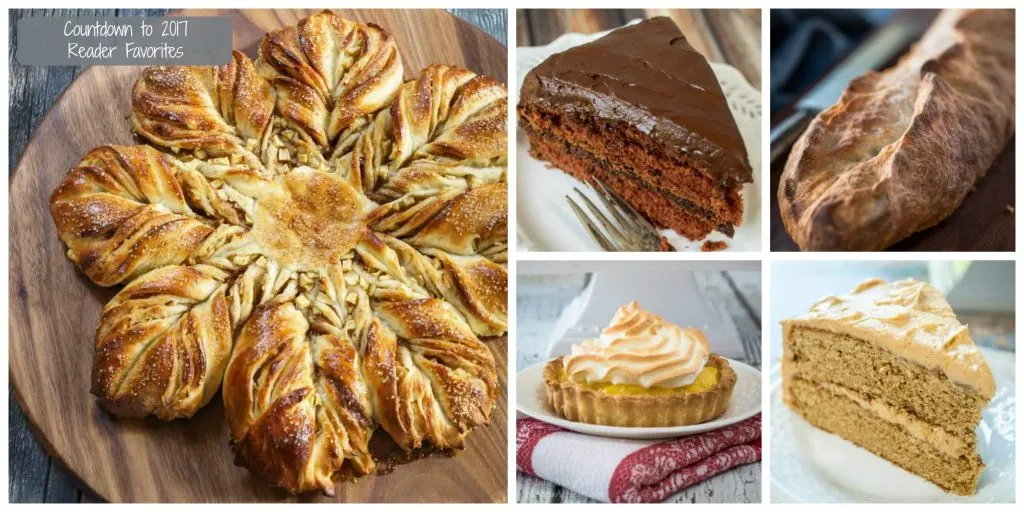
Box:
543;301;736;427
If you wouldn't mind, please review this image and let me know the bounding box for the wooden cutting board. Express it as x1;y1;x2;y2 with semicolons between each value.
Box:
8;9;507;503
770;137;1016;251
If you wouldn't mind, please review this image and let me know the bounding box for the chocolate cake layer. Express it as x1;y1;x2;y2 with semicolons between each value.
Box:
520;106;743;229
526;130;729;239
523;125;737;235
519;17;752;185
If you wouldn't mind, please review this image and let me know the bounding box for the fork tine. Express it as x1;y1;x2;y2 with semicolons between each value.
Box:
590;179;666;251
744;332;761;368
589;179;642;233
566;195;619;251
572;188;631;248
593;178;659;234
751;334;762;366
588;180;641;237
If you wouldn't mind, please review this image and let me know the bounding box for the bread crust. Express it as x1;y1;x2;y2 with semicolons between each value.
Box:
779;9;1015;251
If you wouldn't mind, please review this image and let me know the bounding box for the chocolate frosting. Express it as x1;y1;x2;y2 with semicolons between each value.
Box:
519;17;752;184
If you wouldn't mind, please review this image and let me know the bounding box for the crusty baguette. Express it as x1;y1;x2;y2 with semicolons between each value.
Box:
779;9;1015;251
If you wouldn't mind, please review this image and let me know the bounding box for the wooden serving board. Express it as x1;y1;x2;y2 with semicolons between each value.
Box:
8;9;507;503
770;136;1016;252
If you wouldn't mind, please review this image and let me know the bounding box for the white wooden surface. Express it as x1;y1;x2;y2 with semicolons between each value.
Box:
516;270;762;503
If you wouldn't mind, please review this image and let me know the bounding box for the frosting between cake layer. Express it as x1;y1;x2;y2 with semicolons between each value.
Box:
562;300;709;388
782;278;995;399
817;381;969;458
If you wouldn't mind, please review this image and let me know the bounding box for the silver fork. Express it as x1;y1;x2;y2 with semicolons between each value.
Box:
740;330;762;369
565;178;670;251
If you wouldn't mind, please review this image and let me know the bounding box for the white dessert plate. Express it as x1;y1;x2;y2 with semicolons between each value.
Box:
770;347;1015;503
515;23;763;252
515;357;761;440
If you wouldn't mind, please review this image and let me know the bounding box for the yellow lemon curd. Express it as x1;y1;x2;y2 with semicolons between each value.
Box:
564;366;719;396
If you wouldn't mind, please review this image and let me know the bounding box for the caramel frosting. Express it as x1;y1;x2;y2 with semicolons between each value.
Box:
782;278;996;399
562;301;710;388
818;382;968;458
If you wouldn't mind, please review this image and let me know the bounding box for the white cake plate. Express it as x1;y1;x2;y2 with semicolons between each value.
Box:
516;357;761;440
769;347;1015;503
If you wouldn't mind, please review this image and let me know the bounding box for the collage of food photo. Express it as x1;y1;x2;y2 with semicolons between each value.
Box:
4;3;1019;507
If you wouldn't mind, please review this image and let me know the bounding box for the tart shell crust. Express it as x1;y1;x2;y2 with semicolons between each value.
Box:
543;353;737;427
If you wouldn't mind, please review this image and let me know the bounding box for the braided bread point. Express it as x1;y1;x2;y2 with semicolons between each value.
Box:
405;182;508;258
257;10;403;155
222;299;375;495
374;159;506;202
367;182;507;334
424;249;508;336
399;72;508;167
131;50;273;170
92;264;232;419
49;145;214;286
334;64;507;194
220;258;386;494
363;298;497;451
358;233;508;338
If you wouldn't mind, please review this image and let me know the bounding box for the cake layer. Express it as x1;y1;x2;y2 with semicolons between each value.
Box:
524;127;732;237
786;377;983;495
524;127;724;239
519;105;743;229
784;326;985;435
814;381;971;457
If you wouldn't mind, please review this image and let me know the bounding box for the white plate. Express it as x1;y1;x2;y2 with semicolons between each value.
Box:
515;23;763;252
515;358;762;440
770;347;1016;503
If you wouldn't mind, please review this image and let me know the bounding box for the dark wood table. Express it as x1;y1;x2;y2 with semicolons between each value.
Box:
517;9;761;90
770;138;1016;252
7;8;505;503
769;9;1015;251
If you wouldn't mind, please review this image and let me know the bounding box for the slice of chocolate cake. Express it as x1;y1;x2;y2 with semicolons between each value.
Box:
518;17;753;240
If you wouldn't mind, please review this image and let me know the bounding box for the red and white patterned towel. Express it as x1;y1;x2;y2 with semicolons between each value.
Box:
517;414;761;503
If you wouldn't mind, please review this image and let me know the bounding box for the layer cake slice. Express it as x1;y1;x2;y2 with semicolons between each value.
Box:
782;278;996;495
518;17;753;240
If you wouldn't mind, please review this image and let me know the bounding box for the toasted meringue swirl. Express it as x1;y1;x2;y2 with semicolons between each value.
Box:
562;301;710;388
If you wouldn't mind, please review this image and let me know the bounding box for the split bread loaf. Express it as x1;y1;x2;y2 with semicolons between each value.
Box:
779;9;1015;251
